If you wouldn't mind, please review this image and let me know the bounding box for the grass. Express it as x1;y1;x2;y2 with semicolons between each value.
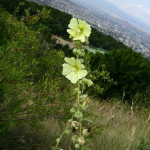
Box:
89;99;150;150
2;99;150;150
39;99;150;150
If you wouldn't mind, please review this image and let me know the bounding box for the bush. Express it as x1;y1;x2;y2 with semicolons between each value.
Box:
0;8;74;149
90;48;150;101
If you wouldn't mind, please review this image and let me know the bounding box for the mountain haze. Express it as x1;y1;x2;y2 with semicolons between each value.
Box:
27;0;150;56
81;0;150;33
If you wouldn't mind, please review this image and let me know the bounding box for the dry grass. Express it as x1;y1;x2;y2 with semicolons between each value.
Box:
89;99;150;150
41;99;150;150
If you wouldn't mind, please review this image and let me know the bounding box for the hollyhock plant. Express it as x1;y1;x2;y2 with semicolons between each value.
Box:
52;18;93;150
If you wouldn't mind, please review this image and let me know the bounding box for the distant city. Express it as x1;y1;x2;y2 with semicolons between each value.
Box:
28;0;150;57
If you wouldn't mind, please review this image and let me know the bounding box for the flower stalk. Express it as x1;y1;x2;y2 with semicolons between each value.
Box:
52;18;93;150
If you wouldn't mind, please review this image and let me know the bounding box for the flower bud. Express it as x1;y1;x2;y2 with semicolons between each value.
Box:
81;105;88;111
73;49;77;54
75;143;80;149
82;129;90;136
78;137;85;145
71;121;79;129
80;94;88;100
79;59;84;63
87;79;93;87
56;138;60;143
75;111;83;119
82;78;88;83
74;88;81;95
71;135;78;142
70;108;76;113
65;129;70;135
80;51;85;57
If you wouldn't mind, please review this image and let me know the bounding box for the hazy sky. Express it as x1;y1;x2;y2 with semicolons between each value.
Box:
106;0;150;25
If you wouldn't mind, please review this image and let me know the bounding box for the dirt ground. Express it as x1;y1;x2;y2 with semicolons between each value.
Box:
55;36;74;49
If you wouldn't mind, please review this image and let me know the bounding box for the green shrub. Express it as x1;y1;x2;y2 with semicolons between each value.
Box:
90;48;150;101
0;8;74;149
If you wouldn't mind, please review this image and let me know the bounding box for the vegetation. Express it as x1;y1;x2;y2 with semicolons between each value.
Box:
0;0;129;51
90;49;150;102
0;0;149;149
0;6;74;149
89;28;127;51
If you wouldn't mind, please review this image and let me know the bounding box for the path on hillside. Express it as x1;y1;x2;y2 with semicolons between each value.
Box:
55;36;74;49
55;36;108;54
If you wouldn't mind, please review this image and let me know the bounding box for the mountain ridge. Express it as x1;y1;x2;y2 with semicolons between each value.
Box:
78;0;150;33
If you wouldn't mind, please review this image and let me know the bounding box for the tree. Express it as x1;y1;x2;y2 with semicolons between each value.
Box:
52;24;63;36
90;48;150;100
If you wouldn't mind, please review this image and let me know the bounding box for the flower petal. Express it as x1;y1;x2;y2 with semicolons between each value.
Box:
83;26;91;37
78;19;85;28
76;59;81;66
66;72;78;84
68;18;78;30
65;57;76;65
67;29;76;36
77;70;88;80
79;35;86;42
62;63;73;75
74;34;85;42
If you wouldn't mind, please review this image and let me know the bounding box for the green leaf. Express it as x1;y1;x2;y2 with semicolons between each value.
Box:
84;118;93;123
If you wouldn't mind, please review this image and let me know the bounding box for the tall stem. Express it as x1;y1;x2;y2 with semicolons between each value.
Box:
77;80;82;150
77;80;80;111
55;122;70;148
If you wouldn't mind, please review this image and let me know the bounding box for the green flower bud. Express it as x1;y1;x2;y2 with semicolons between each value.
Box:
75;111;83;119
77;50;82;55
82;78;88;83
87;79;93;87
71;135;78;142
75;143;80;149
81;105;88;111
80;52;85;57
56;138;60;143
80;94;88;100
74;88;81;95
70;108;76;113
65;129;70;135
73;49;77;54
79;80;83;85
79;59;84;63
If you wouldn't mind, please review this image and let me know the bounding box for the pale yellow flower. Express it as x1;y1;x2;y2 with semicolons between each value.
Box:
62;57;87;84
67;18;91;42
